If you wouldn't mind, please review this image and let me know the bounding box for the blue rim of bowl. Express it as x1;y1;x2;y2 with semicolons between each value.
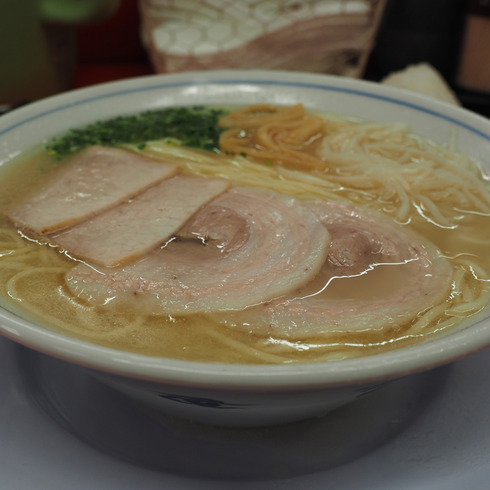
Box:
1;72;489;140
0;70;489;389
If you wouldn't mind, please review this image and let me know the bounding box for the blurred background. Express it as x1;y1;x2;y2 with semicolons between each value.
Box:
1;0;489;117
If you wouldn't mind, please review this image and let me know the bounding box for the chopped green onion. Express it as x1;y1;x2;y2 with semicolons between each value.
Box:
46;106;229;158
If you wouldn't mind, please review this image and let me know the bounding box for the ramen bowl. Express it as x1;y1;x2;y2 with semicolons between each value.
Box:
0;70;489;427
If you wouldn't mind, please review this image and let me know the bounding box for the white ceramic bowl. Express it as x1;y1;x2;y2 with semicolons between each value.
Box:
0;70;489;427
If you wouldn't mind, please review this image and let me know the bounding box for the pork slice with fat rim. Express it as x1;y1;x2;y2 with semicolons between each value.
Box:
217;201;453;338
8;146;181;234
49;175;231;266
65;187;331;313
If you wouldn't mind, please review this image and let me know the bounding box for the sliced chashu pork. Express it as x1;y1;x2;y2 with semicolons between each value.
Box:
219;201;453;338
8;146;180;234
50;175;230;266
66;187;331;313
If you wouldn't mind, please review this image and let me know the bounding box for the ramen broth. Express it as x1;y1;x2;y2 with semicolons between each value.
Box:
0;110;489;364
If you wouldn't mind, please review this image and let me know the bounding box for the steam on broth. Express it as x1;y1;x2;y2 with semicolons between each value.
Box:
0;104;489;364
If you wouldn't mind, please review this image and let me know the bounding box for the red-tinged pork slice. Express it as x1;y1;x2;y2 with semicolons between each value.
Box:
65;187;330;313
218;201;453;339
49;175;230;266
7;146;180;234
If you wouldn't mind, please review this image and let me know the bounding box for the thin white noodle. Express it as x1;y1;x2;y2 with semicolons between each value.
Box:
203;326;292;363
7;267;67;300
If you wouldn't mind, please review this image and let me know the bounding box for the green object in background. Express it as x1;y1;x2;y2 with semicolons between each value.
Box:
40;0;119;23
0;0;119;106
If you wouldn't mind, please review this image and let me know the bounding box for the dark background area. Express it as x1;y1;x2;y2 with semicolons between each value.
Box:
364;0;490;117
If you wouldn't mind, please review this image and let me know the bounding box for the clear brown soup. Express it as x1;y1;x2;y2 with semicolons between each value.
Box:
0;121;489;365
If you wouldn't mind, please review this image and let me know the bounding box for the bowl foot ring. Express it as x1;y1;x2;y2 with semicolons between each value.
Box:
14;344;451;481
